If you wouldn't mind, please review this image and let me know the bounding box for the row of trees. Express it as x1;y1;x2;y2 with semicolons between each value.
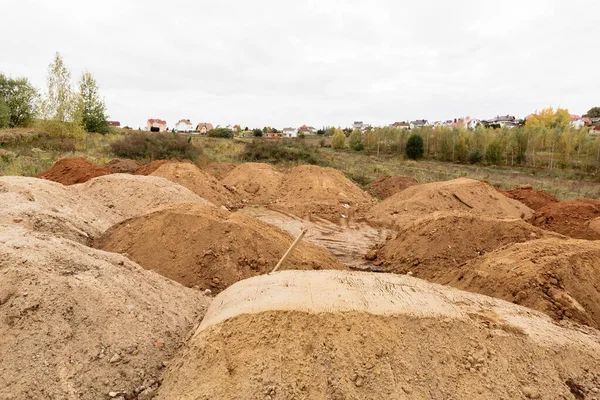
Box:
0;52;110;134
330;108;600;171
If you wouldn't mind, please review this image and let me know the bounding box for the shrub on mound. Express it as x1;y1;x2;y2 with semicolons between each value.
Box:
110;132;202;161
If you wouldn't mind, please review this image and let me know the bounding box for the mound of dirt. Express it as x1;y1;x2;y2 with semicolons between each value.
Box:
201;162;237;180
221;163;284;204
105;158;142;173
95;203;345;292
0;225;210;400
157;270;600;400
502;184;559;211
150;162;235;207
436;238;600;329
36;157;112;185
376;212;565;277
531;198;600;240
273;165;376;223
75;174;214;221
368;178;533;228
0;176;117;245
367;175;418;199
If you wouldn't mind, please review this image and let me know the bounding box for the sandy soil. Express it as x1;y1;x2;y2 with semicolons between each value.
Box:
95;203;346;292
367;175;418;199
501;184;559;211
531;198;600;240
105;158;142;173
221;162;285;204
157;270;600;400
201;162;237;180
0;225;210;400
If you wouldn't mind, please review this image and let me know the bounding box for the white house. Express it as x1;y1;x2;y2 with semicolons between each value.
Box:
465;118;481;130
282;127;298;138
146;118;167;132
409;120;429;129
570;115;585;129
175;119;194;133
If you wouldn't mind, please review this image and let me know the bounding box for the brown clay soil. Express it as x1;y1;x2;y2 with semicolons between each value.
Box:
95;203;346;292
531;198;600;240
134;159;194;176
240;206;390;270
74;174;213;221
368;178;533;228
367;175;418;199
501;184;559;211
201;162;237;180
272;165;377;223
105;158;142;173
221;162;285;204
0;225;210;400
36;157;112;185
150;162;236;207
157;270;600;400
375;212;565;277
435;238;600;329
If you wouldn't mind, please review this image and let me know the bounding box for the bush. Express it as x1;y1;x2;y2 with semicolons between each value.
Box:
405;133;424;160
349;129;363;151
454;140;468;163
485;140;503;165
240;139;324;165
0;99;9;128
110;132;203;161
208;128;233;138
331;130;345;149
36;119;85;139
468;149;483;164
252;128;263;137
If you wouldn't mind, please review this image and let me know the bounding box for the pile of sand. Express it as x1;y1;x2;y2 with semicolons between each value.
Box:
436;238;600;329
367;175;418;199
150;162;235;207
376;212;565;277
157;270;600;399
36;157;112;185
201;162;237;180
0;225;210;400
531;198;600;240
0;176;117;245
501;184;559;211
105;158;142;173
74;174;213;221
221;163;284;204
95;203;345;292
368;178;533;228
273;165;376;223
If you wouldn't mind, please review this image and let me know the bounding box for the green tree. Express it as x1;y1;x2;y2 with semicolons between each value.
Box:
485;139;503;165
405;133;424;160
78;71;109;134
0;73;38;127
331;129;346;149
349;129;363;151
252;128;263;137
0;98;10;128
584;107;600;118
42;52;77;122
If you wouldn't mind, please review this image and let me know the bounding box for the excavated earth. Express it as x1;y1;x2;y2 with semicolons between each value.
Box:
221;162;285;205
375;211;566;277
36;157;112;185
0;225;210;400
501;184;559;211
272;165;377;223
95;203;346;292
368;178;533;228
150;162;236;207
157;270;600;400
367;175;418;199
105;158;142;173
531;198;600;240
435;238;600;329
134;159;193;176
201;162;237;180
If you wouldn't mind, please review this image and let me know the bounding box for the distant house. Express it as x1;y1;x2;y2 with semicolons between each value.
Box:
225;124;240;134
298;125;317;134
590;117;600;126
391;121;410;130
265;132;282;138
196;122;214;135
175;119;194;133
591;126;600;135
107;121;121;128
282;127;298;138
483;115;519;128
570;115;586;129
409;120;429;129
146;118;167;132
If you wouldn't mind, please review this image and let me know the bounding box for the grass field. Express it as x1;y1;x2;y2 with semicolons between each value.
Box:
1;129;599;200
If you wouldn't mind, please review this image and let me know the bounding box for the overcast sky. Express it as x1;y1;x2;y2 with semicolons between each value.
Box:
1;0;598;129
